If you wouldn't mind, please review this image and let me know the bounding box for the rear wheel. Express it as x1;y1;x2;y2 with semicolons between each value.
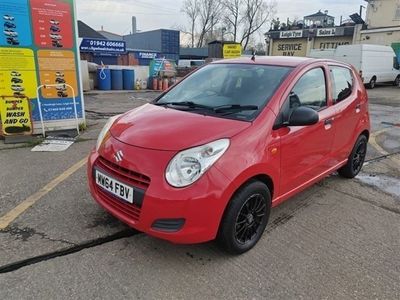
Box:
367;77;376;89
394;75;400;86
217;181;271;254
338;135;368;178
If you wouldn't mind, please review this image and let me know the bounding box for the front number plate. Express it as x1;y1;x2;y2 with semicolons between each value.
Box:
95;169;134;204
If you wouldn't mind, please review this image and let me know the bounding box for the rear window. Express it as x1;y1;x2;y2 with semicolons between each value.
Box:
330;66;353;103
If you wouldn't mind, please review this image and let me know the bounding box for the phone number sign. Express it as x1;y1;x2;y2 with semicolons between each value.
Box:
80;38;126;54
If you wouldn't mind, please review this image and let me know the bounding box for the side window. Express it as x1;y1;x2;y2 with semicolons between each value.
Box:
330;66;353;103
278;68;326;123
393;57;400;70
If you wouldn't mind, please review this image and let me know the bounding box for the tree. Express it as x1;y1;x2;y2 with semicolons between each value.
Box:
239;0;277;50
181;0;200;47
196;0;223;47
223;0;242;42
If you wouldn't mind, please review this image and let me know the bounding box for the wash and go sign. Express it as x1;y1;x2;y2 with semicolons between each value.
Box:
0;0;83;135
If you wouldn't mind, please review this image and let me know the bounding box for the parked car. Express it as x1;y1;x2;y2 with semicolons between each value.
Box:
49;33;62;40
4;21;16;29
50;25;60;32
52;40;63;48
10;71;21;77
3;29;18;37
55;77;66;84
50;19;60;25
57;91;68;98
11;85;24;92
6;37;19;45
11;77;23;84
3;15;14;21
310;44;400;89
88;57;370;254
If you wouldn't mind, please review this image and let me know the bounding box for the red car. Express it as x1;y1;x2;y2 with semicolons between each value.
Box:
88;57;370;254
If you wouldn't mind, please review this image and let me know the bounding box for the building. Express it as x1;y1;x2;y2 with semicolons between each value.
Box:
123;29;180;62
357;0;400;60
304;10;335;27
97;27;123;41
265;10;355;57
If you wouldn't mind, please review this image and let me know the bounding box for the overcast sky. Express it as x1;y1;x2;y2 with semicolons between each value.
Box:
75;0;366;35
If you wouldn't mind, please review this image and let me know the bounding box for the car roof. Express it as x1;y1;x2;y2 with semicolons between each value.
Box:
211;56;316;67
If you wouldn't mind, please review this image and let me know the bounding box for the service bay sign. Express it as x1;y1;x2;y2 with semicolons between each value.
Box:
0;96;33;135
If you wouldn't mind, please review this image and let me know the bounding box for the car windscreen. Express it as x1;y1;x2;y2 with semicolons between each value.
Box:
156;63;293;121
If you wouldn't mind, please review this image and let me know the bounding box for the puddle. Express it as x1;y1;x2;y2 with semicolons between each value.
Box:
357;174;400;198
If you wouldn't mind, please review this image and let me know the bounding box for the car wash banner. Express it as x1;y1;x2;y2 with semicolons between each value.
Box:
0;0;84;135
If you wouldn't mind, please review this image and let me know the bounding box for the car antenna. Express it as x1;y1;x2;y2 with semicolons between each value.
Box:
251;49;256;62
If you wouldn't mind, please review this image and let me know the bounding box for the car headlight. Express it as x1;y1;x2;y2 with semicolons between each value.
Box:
96;115;121;151
166;139;230;188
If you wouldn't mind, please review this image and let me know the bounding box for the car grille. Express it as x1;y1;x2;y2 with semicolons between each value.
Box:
97;156;151;189
94;156;151;222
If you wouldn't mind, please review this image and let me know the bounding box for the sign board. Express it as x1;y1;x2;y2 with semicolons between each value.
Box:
138;51;159;59
280;30;303;39
80;38;126;54
0;96;33;136
315;37;352;49
0;0;84;133
149;59;176;77
272;39;307;56
223;44;242;58
317;28;336;37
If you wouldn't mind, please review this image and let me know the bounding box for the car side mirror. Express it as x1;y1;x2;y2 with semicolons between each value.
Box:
288;106;319;126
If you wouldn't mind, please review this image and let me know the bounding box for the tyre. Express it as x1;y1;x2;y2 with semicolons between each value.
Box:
217;181;271;254
394;75;400;87
338;135;368;179
367;77;376;89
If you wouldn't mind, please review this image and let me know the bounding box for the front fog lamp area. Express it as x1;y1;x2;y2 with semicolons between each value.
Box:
166;139;230;188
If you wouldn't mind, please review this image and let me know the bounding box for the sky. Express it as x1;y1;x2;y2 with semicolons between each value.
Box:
75;0;366;35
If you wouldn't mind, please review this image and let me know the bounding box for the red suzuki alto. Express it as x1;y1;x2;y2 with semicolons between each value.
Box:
88;57;370;254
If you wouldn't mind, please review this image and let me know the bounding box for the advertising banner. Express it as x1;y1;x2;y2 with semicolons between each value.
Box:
80;38;126;54
0;0;83;135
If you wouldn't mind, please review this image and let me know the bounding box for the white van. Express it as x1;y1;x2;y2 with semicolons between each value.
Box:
332;45;400;88
178;59;205;68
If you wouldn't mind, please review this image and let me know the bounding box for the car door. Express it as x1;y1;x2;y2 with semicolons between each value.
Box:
275;66;336;196
329;65;363;162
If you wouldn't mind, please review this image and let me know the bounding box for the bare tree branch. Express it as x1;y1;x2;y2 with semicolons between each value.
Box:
181;0;200;47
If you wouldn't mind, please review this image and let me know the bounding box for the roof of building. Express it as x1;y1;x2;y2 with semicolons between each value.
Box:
78;20;106;39
304;11;334;18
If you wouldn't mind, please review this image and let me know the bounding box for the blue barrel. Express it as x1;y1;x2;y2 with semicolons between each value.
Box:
97;68;111;90
111;69;123;90
123;69;135;90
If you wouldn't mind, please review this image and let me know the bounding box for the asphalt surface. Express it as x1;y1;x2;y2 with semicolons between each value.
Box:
0;87;399;299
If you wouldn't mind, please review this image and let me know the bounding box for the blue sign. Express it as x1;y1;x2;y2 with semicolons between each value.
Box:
80;38;126;54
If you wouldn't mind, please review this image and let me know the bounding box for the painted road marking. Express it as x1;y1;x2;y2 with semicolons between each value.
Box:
0;158;87;230
369;128;400;166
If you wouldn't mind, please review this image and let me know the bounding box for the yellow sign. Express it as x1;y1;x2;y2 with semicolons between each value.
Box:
0;96;33;136
223;44;242;58
0;48;38;99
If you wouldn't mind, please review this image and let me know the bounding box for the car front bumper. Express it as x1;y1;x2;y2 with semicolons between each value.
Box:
87;136;232;244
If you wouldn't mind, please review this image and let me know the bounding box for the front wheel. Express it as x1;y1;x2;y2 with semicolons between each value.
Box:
338;135;368;178
367;77;376;89
217;181;271;254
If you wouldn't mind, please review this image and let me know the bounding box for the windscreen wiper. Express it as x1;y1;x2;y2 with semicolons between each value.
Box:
213;104;259;114
155;101;213;110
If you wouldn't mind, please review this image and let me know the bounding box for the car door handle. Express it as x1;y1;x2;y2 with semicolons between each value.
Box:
355;104;361;113
324;118;333;130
